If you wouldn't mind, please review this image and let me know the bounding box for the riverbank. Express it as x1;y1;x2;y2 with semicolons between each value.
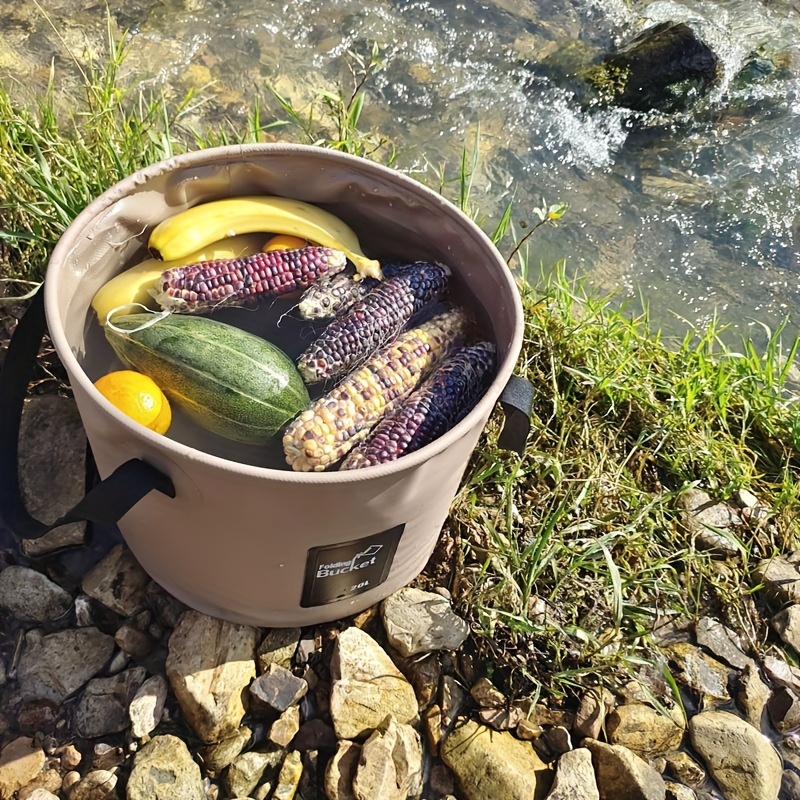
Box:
2;43;800;799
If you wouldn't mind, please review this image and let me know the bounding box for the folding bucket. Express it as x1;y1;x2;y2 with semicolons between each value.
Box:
0;144;528;627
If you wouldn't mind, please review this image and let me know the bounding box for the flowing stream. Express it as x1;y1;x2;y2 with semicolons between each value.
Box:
2;0;799;343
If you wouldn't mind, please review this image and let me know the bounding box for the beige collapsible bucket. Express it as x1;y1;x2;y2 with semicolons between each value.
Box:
35;144;524;627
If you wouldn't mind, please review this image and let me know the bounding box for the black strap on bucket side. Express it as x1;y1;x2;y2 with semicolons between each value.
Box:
497;374;535;455
0;284;175;541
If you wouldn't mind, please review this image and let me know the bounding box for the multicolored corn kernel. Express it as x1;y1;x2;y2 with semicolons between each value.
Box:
297;260;451;384
153;246;348;313
340;341;497;469
283;307;470;472
297;269;380;320
296;262;407;321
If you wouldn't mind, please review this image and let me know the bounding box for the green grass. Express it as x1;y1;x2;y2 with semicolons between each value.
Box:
446;265;800;699
2;25;800;709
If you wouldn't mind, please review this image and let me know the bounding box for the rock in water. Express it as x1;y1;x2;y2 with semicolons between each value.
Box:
587;21;720;112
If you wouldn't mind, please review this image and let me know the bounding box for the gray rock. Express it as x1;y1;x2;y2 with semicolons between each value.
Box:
249;663;308;713
127;736;204;800
113;624;155;659
257;628;301;673
0;737;46;800
773;605;800;653
695;617;751;670
666;643;730;704
583;739;666;800
74;667;147;738
81;544;150;617
165;610;258;743
16;627;115;703
90;744;124;772
764;655;800;694
573;688;614;741
381;587;470;657
329;627;418;740
0;566;72;622
67;770;119;800
224;748;283;799
440;676;469;734
324;741;361;800
18;395;87;557
677;488;741;554
440;719;552;800
545;747;599;800
129;674;168;739
767;686;800;733
754;555;800;604
689;710;782;800
782;769;800;800
606;703;685;757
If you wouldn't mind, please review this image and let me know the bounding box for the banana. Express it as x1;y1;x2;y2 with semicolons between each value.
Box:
148;196;383;280
92;233;267;325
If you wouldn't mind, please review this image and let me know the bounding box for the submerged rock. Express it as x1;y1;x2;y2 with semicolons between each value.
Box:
586;21;720;113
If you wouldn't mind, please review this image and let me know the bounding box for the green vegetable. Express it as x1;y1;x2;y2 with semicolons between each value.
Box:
104;313;310;444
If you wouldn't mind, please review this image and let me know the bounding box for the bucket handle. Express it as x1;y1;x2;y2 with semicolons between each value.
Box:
0;285;175;542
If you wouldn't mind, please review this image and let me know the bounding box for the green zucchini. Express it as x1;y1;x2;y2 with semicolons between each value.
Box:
104;313;310;444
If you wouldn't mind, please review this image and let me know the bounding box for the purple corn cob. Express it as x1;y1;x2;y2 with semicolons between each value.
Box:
340;341;497;469
297;260;450;384
153;246;348;313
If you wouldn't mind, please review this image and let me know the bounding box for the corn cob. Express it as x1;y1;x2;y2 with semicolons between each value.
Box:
297;262;406;321
340;341;497;469
297;269;380;320
152;246;348;313
283;307;470;472
297;261;450;384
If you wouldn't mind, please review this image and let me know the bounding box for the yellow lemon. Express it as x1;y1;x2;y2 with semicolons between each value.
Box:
262;234;309;252
93;370;172;434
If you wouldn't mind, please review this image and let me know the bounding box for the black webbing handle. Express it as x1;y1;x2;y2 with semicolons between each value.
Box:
0;285;175;541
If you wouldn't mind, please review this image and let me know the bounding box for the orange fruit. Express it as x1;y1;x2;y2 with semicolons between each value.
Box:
262;234;309;252
93;370;172;434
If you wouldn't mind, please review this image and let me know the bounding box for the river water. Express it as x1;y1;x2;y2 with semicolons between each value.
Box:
2;0;799;342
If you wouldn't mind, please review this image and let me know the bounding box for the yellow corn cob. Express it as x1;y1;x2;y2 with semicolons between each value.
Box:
282;307;470;472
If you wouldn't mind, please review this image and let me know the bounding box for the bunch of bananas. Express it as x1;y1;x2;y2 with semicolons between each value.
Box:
92;196;382;325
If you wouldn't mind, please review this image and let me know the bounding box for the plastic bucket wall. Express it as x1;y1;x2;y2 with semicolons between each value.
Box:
44;144;524;627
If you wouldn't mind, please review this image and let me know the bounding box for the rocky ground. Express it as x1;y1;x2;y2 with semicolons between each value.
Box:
4;363;800;799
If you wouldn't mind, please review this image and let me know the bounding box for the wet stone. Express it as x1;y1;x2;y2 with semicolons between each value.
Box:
767;686;800;733
291;719;338;752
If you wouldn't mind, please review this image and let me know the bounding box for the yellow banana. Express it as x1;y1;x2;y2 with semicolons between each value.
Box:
92;233;267;325
147;195;382;280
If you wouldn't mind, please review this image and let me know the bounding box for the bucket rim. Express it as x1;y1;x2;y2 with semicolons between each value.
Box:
45;142;526;483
